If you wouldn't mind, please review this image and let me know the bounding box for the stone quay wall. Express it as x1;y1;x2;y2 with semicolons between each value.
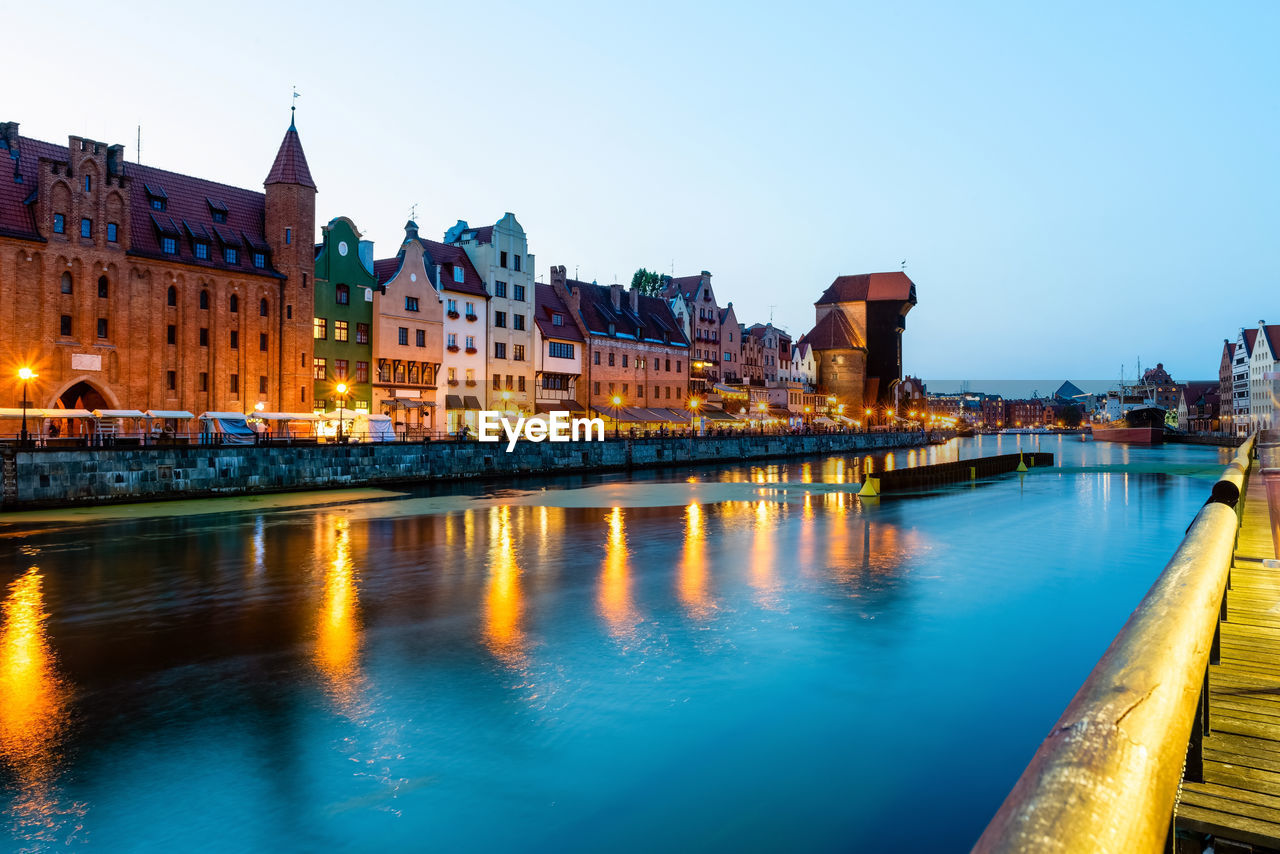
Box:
0;432;940;511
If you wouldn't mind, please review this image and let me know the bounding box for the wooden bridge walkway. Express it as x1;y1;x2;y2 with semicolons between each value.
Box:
1177;461;1280;849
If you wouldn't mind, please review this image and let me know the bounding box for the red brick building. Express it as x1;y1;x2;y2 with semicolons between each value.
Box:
548;266;690;416
0;118;315;425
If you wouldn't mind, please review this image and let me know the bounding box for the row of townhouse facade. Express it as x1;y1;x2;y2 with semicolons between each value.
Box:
1;116;916;436
1220;321;1280;436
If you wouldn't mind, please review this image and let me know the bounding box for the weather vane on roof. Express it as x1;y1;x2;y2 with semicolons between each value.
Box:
292;86;300;121
901;258;907;271
409;202;418;221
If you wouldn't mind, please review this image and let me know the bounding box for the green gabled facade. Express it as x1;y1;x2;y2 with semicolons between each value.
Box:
312;216;376;412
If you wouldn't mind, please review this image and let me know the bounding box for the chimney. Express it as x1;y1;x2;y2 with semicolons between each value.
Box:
106;143;124;178
629;286;640;314
610;283;623;310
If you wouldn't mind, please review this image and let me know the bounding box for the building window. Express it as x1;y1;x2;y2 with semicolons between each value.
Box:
548;341;574;359
594;382;600;395
200;290;209;309
336;284;350;305
97;276;109;298
200;328;209;346
224;248;238;264
80;217;92;237
355;322;369;344
514;283;525;301
505;375;514;390
334;359;348;379
398;327;409;346
379;362;392;383
53;214;65;234
229;294;239;313
334;320;349;342
465;301;476;317
107;223;118;242
465;335;475;350
97;317;108;339
260;298;269;317
356;361;369;383
253;252;266;269
313;358;327;380
167;325;176;345
500;251;508;268
167;286;177;306
494;280;507;298
259;376;268;394
494;342;507;359
416;329;425;347
514;255;522;273
513;345;525;361
260;333;268;352
608;352;615;367
495;311;507;328
167;371;177;390
60;315;72;336
447;299;457;314
199;372;208;392
622;355;629;368
594;351;600;365
163;237;177;254
518;375;526;392
453;265;464;283
677;360;682;373
230;331;239;349
513;314;525;331
150;197;166;211
447;332;457;348
406;296;419;312
552;313;563;326
314;317;327;339
230;374;239;395
493;374;501;390
195;242;209;260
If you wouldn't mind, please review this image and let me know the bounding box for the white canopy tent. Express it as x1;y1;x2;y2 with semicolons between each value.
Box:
320;411;394;442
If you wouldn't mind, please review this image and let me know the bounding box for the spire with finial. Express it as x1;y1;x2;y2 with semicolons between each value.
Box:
291;85;299;130
265;101;316;189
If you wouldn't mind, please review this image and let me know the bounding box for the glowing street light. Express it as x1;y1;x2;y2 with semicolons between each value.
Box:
335;381;349;442
611;394;623;437
18;367;37;447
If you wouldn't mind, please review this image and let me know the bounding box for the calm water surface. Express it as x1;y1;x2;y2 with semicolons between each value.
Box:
0;436;1232;852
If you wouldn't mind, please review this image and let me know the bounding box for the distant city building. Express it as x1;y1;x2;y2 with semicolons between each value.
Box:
1232;327;1258;436
313;217;376;414
426;238;488;433
663;271;722;397
1218;339;1236;436
1248;322;1280;430
717;304;741;384
532;281;585;415
1177;382;1220;432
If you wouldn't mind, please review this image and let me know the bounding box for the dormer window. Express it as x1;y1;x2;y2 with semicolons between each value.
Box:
145;183;168;211
453;265;464;284
224;248;238;265
162;237;177;254
253;252;266;269
212;211;227;224
195;242;209;260
552;313;563;326
207;198;229;223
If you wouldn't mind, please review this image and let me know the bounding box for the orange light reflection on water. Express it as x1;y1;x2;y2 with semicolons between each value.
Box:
484;506;527;668
314;517;366;714
678;503;713;619
0;567;79;843
599;508;639;639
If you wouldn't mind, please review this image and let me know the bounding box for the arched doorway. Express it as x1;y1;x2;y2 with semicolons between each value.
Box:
49;381;110;439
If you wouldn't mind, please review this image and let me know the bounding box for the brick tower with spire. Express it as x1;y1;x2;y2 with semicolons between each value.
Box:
265;110;318;411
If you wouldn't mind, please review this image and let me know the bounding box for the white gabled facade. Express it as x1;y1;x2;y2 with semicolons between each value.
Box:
1249;322;1280;431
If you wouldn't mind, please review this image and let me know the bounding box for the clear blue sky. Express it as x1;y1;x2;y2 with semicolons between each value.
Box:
6;1;1276;380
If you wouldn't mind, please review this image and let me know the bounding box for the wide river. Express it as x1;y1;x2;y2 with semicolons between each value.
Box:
0;436;1233;852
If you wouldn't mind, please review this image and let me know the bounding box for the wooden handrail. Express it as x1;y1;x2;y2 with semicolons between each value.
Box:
973;433;1257;853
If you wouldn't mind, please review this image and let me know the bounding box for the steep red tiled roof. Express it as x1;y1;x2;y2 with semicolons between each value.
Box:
1264;325;1280;360
1;127;291;276
534;283;584;342
264;122;316;189
804;311;864;350
568;279;689;347
663;274;704;301
373;256;402;285
418;238;487;297
463;225;493;243
816;272;916;305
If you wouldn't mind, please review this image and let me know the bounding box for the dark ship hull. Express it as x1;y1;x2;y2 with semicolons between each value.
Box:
1090;407;1165;445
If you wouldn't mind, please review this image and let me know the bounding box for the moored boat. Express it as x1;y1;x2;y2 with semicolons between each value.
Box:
1091;407;1165;445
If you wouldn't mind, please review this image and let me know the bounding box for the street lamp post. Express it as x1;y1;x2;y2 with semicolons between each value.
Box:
18;367;36;447
611;394;623;438
688;397;700;438
335;382;349;442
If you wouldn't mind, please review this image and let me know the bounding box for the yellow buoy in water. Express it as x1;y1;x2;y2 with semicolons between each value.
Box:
859;476;880;497
1016;453;1028;473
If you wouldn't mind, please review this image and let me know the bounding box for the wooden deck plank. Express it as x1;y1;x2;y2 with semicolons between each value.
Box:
1177;462;1280;847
